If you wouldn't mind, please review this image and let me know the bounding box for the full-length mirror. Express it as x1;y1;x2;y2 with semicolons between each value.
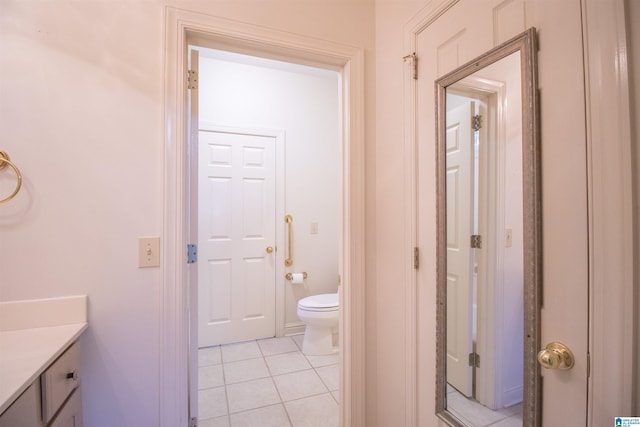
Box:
435;28;540;426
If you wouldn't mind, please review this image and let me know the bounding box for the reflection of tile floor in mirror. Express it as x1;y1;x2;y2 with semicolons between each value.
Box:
198;335;339;427
446;385;523;427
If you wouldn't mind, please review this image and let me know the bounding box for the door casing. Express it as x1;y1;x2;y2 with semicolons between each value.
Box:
162;7;366;427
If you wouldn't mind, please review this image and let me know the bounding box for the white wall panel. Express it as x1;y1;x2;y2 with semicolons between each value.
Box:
207;259;232;323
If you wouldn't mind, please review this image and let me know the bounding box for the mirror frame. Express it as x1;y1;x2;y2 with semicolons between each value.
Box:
435;27;540;426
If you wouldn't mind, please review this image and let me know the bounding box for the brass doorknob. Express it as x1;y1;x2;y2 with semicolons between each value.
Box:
537;341;574;370
266;246;274;254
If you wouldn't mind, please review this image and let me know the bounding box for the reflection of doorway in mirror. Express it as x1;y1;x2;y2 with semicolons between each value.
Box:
445;51;524;422
445;99;475;399
447;385;522;426
445;93;490;403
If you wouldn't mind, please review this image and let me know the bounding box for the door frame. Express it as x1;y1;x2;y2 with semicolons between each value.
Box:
581;0;636;422
162;7;365;427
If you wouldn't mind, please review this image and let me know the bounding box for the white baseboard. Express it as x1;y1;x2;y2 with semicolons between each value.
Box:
502;385;523;408
284;322;305;336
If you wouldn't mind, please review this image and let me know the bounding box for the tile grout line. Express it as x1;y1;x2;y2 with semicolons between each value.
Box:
257;339;294;426
199;337;339;426
221;344;231;425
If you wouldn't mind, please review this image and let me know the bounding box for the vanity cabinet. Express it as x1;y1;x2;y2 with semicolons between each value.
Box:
0;342;82;427
0;382;42;427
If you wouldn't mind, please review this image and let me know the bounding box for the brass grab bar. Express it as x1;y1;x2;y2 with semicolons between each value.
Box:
285;214;293;266
0;151;22;204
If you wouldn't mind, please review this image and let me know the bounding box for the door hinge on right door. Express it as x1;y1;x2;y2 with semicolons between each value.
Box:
472;114;482;131
189;416;198;427
187;69;198;90
403;53;418;80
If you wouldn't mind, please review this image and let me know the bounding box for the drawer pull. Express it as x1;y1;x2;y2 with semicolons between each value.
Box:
41;342;81;424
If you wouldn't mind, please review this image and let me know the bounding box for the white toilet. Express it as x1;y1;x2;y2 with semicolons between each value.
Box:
297;293;339;355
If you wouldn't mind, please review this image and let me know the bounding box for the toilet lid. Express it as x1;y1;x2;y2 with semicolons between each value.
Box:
297;293;339;310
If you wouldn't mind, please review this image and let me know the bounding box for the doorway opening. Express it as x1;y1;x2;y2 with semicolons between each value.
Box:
161;7;366;427
193;46;342;425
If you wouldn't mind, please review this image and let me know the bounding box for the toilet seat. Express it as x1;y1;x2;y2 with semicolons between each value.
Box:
297;293;338;312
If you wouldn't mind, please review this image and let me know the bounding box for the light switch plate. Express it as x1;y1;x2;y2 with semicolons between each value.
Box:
138;237;160;268
505;228;513;248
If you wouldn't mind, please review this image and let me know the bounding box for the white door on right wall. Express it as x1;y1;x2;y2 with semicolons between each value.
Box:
414;0;589;424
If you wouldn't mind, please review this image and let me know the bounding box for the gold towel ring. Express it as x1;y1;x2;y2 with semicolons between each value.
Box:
0;151;22;204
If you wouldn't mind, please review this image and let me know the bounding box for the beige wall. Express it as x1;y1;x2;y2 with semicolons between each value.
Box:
0;2;164;425
0;1;374;425
371;1;425;424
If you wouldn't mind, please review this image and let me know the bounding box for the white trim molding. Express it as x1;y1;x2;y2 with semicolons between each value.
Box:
161;7;366;427
581;0;636;424
403;2;461;424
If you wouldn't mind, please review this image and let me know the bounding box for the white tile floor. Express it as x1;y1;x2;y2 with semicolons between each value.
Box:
198;335;339;427
446;385;523;427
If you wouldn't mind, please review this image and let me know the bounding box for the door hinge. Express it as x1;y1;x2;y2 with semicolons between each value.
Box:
414;247;420;269
187;70;198;90
403;53;418;80
187;244;198;264
189;416;198;427
468;352;480;368
470;234;482;249
472;114;482;131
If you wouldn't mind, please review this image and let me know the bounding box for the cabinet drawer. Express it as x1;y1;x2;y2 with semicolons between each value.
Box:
40;342;80;424
0;382;44;427
48;387;82;427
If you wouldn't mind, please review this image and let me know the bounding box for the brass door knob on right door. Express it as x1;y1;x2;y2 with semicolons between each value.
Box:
537;341;575;370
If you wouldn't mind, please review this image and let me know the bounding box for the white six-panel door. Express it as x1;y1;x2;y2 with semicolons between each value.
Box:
198;129;277;347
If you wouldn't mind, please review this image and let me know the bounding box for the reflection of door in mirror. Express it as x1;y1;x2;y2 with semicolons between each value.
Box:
445;99;475;399
445;51;524;424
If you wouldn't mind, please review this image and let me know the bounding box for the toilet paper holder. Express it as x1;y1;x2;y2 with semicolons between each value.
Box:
285;272;308;280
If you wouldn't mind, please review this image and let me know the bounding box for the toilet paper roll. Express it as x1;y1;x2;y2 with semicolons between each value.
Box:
291;273;305;284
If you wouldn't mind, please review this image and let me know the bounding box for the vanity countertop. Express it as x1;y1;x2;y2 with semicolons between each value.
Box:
0;295;88;414
0;323;88;414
